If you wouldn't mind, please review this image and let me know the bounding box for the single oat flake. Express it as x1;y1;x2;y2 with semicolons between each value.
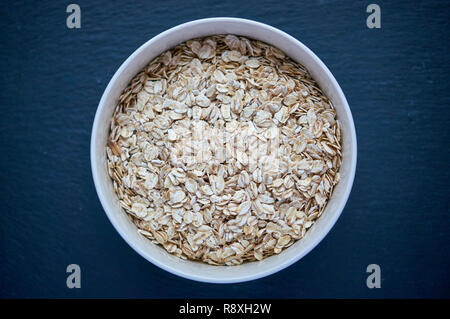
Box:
106;34;342;266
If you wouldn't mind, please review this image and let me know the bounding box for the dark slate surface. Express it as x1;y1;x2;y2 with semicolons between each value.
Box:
0;0;449;298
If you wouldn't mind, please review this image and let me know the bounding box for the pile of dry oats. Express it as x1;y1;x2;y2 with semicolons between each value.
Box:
106;35;342;265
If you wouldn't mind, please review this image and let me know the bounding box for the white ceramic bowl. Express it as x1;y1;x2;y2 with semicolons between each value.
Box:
91;17;357;283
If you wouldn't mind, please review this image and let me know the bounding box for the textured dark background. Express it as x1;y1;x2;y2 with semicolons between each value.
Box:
0;0;449;298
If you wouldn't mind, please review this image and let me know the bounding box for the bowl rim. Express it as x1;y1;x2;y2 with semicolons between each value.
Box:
90;17;357;283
